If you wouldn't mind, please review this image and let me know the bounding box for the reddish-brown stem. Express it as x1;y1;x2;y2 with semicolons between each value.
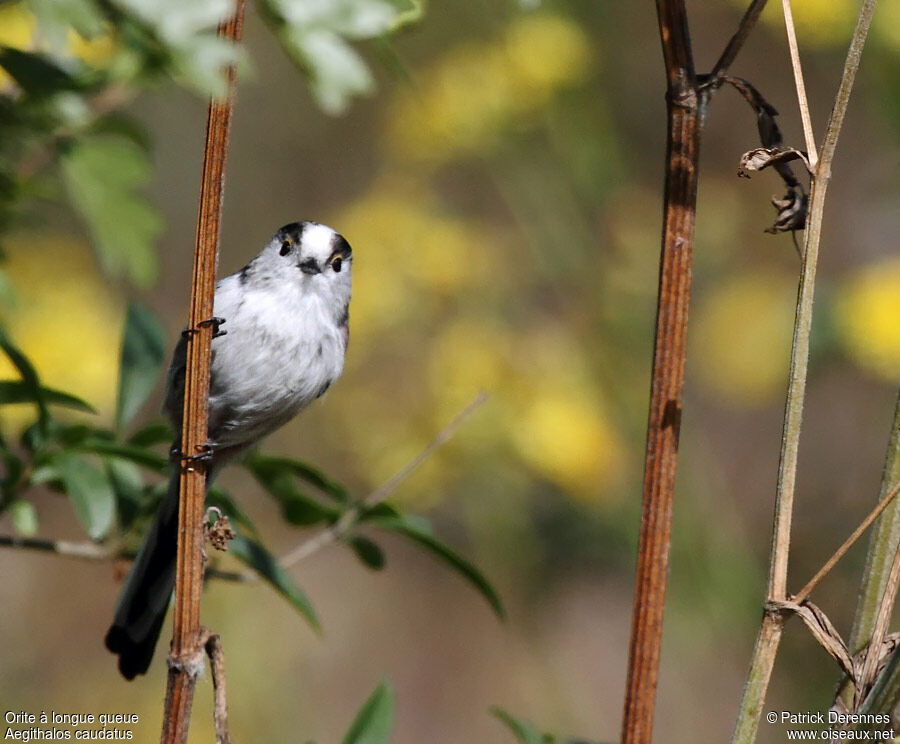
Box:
160;4;246;743
621;3;700;744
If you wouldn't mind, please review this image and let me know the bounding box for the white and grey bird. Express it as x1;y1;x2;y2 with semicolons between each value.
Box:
106;221;352;679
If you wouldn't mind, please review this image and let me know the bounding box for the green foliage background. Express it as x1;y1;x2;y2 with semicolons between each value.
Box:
1;0;900;742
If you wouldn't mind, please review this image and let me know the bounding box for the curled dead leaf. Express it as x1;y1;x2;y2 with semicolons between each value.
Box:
738;147;812;178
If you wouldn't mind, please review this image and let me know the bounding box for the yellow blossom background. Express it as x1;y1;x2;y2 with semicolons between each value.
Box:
2;2;900;743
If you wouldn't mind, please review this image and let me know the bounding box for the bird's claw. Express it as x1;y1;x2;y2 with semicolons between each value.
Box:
182;316;227;339
170;442;215;464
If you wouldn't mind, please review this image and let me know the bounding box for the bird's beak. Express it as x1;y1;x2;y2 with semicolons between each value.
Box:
298;258;321;275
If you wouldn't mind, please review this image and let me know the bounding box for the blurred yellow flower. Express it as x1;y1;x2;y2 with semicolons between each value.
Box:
873;0;900;50
692;272;795;404
388;13;593;161
511;389;621;498
0;2;116;89
0;4;36;89
67;28;117;68
834;258;900;382
333;182;496;339
428;318;512;400
730;0;857;47
0;234;124;427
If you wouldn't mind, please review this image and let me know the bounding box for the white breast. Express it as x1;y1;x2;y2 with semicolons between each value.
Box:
205;273;345;451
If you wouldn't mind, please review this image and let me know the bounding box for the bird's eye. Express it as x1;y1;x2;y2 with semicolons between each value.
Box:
279;240;292;256
331;257;343;273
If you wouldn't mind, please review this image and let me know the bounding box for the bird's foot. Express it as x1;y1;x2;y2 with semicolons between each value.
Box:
182;316;227;339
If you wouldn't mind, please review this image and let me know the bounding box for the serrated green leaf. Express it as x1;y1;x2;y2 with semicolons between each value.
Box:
0;47;84;97
49;453;116;539
0;380;97;413
60;138;163;288
9;499;39;537
128;420;174;447
369;515;505;619
229;533;320;630
116;304;167;431
260;0;423;115
348;534;385;570
284;29;373;115
341;680;395;744
110;0;239;97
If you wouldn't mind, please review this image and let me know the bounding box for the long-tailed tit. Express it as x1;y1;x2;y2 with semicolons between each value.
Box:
106;221;352;679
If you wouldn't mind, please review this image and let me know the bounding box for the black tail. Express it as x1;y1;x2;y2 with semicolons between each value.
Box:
105;469;180;679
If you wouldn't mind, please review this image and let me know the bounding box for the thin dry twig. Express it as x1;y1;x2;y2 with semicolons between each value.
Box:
794;482;900;605
767;598;854;677
710;0;770;78
199;628;233;744
781;0;819;167
0;534;113;560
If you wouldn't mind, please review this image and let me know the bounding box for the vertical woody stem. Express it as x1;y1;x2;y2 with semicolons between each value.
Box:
160;3;245;743
621;2;699;742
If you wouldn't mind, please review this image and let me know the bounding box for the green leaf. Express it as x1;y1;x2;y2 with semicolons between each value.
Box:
491;709;551;744
9;500;39;537
348;534;385;570
0;327;46;425
244;454;340;525
116;304;167;431
369;515;505;619
110;0;239;97
1;451;24;500
27;0;106;42
0;47;83;97
0;380;96;413
341;680;395;744
90;113;152;151
245;452;349;503
105;459;144;531
228;533;320;631
358;502;401;520
60;137;164;288
75;439;169;471
128;420;174;447
48;453;116;540
259;0;423;115
491;709;601;744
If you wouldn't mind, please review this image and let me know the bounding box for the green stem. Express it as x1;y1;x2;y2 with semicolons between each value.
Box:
844;390;900;704
731;1;877;741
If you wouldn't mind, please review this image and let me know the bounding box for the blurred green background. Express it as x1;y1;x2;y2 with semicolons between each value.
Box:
2;0;900;741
